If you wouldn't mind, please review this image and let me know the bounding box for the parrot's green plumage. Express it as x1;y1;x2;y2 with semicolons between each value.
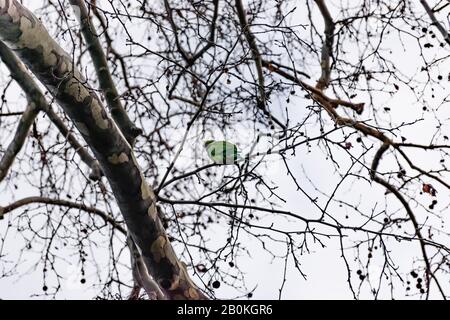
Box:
204;140;242;164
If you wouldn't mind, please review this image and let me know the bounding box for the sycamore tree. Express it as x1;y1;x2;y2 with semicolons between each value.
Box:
0;0;448;300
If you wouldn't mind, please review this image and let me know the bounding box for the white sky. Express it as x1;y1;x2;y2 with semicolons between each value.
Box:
0;0;449;300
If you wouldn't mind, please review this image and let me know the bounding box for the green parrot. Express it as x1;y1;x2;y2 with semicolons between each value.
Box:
204;140;242;164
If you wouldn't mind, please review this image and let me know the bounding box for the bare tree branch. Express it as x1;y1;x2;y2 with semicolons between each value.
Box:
0;40;102;181
235;0;286;130
370;144;447;300
0;196;125;233
0;0;205;300
0;102;38;182
314;0;335;90
69;0;142;144
127;236;166;300
420;0;450;45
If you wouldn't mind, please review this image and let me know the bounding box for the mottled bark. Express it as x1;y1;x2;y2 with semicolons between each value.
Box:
69;0;142;144
127;236;166;300
0;40;102;180
0;0;204;300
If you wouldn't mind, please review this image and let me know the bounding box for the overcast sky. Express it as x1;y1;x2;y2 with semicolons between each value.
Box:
0;0;449;299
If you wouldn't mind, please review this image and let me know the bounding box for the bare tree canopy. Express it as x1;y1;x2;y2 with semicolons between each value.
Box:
0;0;449;300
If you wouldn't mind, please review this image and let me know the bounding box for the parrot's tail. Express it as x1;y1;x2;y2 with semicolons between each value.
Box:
235;153;245;163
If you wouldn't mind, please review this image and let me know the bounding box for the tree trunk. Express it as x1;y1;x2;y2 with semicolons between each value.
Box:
0;0;205;300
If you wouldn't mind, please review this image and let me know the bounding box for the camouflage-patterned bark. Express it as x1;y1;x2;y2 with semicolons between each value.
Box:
69;0;142;145
0;40;102;181
0;0;205;300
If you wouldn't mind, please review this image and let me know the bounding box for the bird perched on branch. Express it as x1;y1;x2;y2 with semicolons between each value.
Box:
204;140;243;164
